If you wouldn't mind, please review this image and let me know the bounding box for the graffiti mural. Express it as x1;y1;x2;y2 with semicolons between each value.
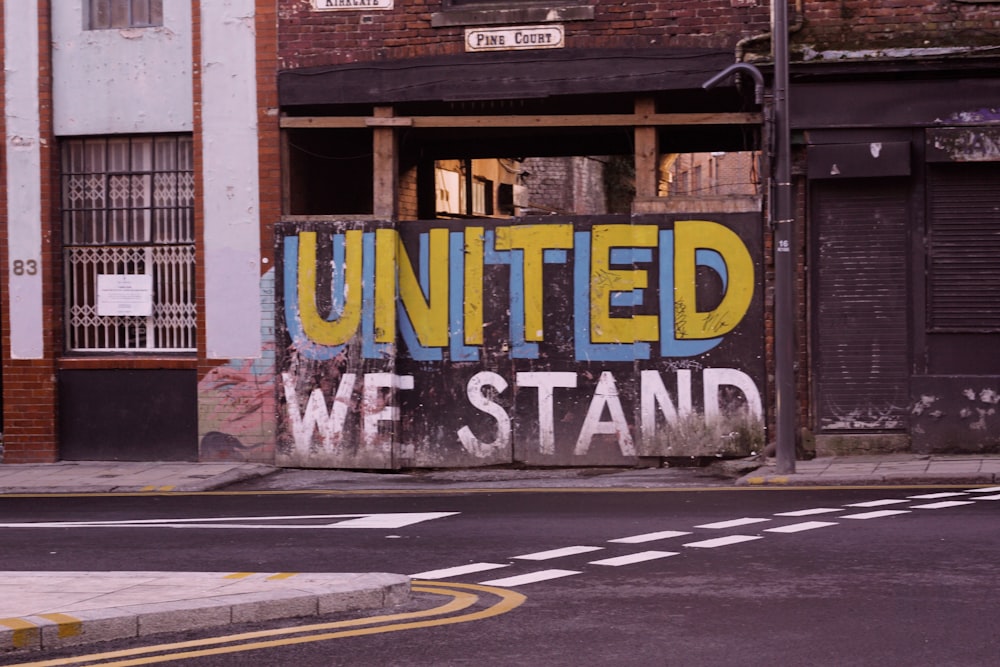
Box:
198;269;278;463
276;214;765;468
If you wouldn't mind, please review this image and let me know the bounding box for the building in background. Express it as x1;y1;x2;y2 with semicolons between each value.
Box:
2;1;999;467
1;0;275;463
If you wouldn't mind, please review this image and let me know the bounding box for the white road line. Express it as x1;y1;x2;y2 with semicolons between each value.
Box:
0;512;460;530
774;508;842;517
842;510;911;519
910;501;977;510
764;521;838;534
972;493;1000;500
845;499;910;508
966;486;1000;493
590;551;679;567
907;492;968;499
480;569;581;587
695;517;770;529
410;563;510;579
683;535;764;549
330;513;460;528
608;530;692;544
513;546;604;561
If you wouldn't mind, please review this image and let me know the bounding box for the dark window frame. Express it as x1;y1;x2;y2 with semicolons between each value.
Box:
87;0;163;30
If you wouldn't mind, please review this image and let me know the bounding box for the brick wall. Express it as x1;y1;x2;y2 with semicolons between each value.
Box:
277;1;772;69
520;157;607;215
796;1;1000;49
278;1;1000;68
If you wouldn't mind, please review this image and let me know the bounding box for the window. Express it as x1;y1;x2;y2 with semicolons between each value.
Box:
472;178;494;216
88;0;163;30
61;135;196;352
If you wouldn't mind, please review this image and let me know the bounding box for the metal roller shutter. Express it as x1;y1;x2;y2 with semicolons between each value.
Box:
812;180;910;430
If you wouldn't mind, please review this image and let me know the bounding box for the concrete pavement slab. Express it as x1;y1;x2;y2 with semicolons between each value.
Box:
2;455;1000;493
0;571;410;653
737;454;1000;486
0;461;277;494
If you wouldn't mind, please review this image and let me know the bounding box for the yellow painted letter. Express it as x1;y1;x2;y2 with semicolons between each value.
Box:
298;231;363;346
590;224;659;343
673;220;754;339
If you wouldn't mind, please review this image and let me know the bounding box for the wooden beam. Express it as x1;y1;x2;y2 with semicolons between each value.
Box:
280;112;761;129
372;106;398;219
634;97;658;200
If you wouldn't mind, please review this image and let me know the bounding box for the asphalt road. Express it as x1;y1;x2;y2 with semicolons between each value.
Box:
1;487;998;666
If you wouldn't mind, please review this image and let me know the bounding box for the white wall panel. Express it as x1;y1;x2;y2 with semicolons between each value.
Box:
51;0;193;135
5;0;44;358
201;0;262;359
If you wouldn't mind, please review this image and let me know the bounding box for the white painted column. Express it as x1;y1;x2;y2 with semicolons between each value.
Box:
200;0;262;359
4;0;44;359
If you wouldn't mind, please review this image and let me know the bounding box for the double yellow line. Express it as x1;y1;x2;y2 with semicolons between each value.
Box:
7;582;524;667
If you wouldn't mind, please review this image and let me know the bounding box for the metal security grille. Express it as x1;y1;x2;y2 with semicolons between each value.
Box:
812;179;910;431
62;135;196;352
927;163;1000;331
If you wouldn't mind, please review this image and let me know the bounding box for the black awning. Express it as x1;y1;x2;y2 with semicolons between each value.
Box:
279;48;737;106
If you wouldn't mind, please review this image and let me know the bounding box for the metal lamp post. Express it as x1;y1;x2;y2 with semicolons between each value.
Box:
704;0;796;473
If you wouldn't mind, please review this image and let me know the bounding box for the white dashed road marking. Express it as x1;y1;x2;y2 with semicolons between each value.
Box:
411;563;510;579
514;546;604;561
683;535;764;549
842;509;911;519
413;489;992;590
695;518;770;529
775;508;843;517
480;569;581;587
590;551;679;567
608;530;692;544
764;521;838;533
845;499;910;508
910;501;977;510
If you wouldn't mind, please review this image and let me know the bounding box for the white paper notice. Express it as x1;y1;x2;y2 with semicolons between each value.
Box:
97;274;153;316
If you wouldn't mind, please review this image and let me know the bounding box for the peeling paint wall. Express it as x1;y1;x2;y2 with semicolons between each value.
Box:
51;1;193;135
197;270;277;463
275;214;765;469
910;377;1000;453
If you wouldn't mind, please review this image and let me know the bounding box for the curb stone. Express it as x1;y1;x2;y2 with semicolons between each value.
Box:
0;572;410;654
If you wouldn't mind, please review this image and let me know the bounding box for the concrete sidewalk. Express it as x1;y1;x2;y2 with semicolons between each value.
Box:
0;571;409;654
736;453;1000;487
0;461;276;494
2;454;1000;494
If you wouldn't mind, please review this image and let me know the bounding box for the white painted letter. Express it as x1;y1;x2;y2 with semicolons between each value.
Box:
516;371;577;455
362;373;415;445
575;371;636;456
458;371;512;458
703;368;762;419
282;372;356;454
640;369;693;443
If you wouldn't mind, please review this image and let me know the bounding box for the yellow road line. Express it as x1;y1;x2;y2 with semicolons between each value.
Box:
7;582;522;667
